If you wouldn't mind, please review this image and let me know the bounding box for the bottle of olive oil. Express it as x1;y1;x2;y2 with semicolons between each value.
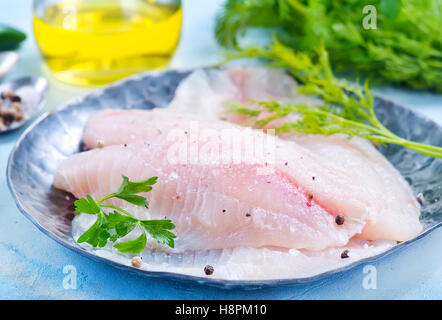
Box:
33;0;182;86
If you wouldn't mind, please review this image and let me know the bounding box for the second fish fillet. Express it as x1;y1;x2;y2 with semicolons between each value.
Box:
77;108;422;243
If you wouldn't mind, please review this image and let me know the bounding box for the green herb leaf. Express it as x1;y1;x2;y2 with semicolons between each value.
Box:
115;175;157;196
380;0;402;19
215;0;281;48
0;23;27;51
111;175;158;207
114;194;149;207
114;232;147;254
74;176;176;253
77;211;110;248
106;211;138;242
215;0;442;92
225;40;442;158
141;220;176;248
74;195;102;215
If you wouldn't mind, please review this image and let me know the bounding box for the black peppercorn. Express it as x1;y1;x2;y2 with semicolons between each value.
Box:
11;95;21;102
204;265;214;275
335;215;345;225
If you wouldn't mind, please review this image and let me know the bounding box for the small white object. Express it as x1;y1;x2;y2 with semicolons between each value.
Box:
96;139;105;148
0;52;19;79
131;256;143;268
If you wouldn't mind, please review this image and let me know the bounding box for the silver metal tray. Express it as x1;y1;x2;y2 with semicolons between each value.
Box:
7;69;442;288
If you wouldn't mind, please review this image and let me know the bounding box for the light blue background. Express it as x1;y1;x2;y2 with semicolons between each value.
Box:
0;0;441;299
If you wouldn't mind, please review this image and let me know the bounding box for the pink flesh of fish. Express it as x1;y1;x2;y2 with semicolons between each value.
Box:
56;113;371;252
55;67;422;258
167;67;422;242
77;106;422;243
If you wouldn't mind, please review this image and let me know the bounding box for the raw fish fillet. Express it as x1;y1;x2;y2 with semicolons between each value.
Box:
72;214;395;280
78;108;422;243
167;67;423;241
56;115;370;252
53;67;424;280
72;211;395;280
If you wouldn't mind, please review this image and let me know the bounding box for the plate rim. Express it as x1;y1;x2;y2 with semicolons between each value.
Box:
6;68;442;288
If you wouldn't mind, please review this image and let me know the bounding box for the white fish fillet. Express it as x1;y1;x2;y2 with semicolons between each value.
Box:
168;67;422;241
53;67;423;280
56;115;371;251
72;207;395;280
79;107;421;242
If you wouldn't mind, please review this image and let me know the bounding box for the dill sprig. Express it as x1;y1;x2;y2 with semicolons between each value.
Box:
225;40;442;158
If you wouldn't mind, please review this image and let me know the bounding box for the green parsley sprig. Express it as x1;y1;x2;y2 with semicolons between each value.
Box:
225;39;442;158
74;175;176;253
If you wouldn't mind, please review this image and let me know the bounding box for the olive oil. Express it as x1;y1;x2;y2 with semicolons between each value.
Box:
33;0;182;85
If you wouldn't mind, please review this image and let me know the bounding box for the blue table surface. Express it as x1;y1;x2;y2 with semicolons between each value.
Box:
0;0;441;299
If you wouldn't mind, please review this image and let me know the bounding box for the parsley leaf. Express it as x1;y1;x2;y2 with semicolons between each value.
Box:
111;175;158;206
380;0;402;19
77;211;110;247
74;195;101;215
115;175;157;197
74;176;176;254
106;211;138;242
114;194;149;207
114;233;147;254
140;220;177;248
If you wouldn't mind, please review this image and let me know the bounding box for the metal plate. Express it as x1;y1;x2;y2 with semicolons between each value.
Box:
7;69;442;288
0;76;48;133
